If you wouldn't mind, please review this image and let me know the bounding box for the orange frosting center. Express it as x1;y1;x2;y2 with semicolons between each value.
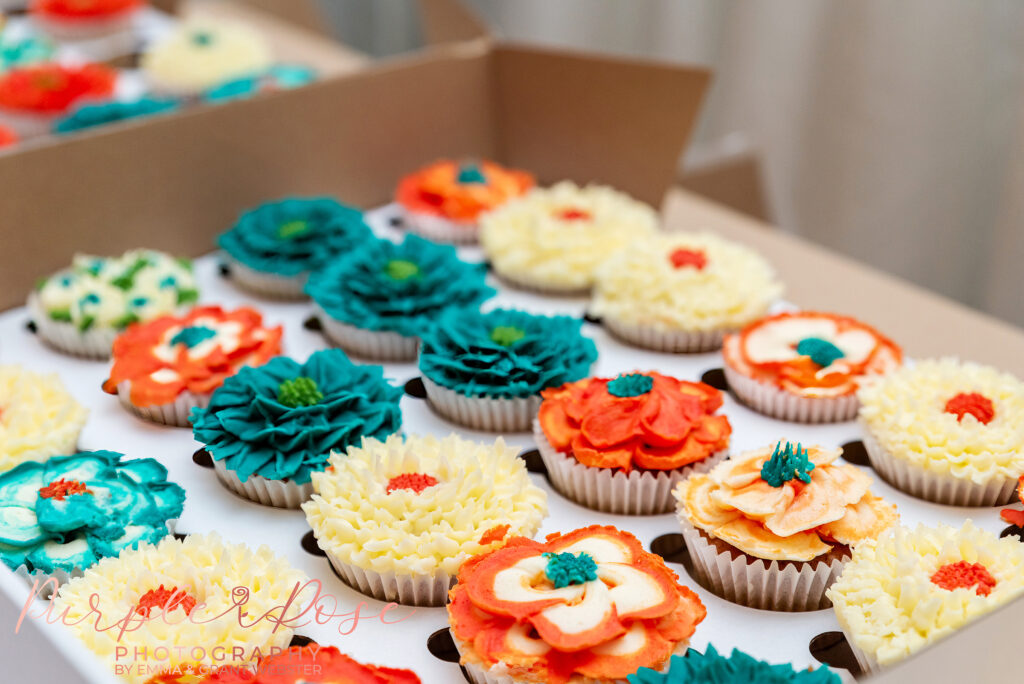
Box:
134;585;197;618
944;392;995;424
554;207;592;221
930;561;996;596
668;248;707;270
386;473;438;494
38;478;91;500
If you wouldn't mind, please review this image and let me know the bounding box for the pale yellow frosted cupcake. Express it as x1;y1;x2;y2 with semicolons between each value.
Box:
479;181;659;293
302;433;548;606
858;358;1024;506
52;533;308;684
827;521;1024;673
591;232;783;352
0;365;87;473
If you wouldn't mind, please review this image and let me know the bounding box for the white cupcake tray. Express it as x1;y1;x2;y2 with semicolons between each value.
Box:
0;204;1016;683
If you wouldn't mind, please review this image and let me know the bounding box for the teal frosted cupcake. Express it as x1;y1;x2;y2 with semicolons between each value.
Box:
218;196;373;299
306;234;495;361
191;349;402;508
0;450;184;592
53;97;178;135
628;646;840;683
203;64;316;103
418;307;597;431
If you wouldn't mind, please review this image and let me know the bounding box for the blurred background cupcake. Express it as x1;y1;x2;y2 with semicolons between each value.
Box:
29;0;143;42
0;62;115;138
0;365;87;473
0;27;53;73
52;96;177;135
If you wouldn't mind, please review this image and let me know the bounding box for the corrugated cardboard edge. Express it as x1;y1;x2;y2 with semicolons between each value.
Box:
417;0;491;45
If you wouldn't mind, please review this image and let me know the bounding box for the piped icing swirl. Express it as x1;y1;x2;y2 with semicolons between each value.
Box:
396;159;534;224
218;196;373;277
674;442;898;562
191;645;421;683
53;533;308;684
479;181;659;291
102;306;282;407
419;307;597;399
627;646;840;684
722;311;902;398
53;97;178;134
302;433;547;576
827;522;1024;666
448;526;706;683
538;372;731;472
591;233;783;332
0;365;87;473
191;349;402;485
858;358;1024;485
0;450;184;574
305;234;494;337
0;62;115;113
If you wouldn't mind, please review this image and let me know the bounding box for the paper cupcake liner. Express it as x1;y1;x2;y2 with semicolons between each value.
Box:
212;458;313;508
860;427;1018;506
534;419;728;514
223;256;309;299
0;108;58;139
491;267;592;296
724;363;859;423
400;207;479;244
422;375;541;431
27;293;118;359
832;606;881;676
323;551;453;606
315;305;418;361
677;515;845;611
601;316;730;353
115;381;209;427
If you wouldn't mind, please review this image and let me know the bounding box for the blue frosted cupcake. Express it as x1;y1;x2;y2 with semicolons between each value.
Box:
0;450;184;592
418;307;597;431
628;646;840;683
306;234;495;361
53;97;178;135
191;349;403;508
218;196;373;299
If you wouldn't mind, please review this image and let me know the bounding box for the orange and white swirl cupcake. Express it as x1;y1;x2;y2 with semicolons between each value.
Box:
722;311;902;422
102;305;282;427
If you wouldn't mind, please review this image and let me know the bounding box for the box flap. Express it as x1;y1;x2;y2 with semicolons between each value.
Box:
417;0;491;45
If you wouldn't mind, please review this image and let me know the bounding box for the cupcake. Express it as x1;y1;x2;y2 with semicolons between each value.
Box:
827;521;1024;673
203;64;316;103
1000;477;1024;527
722;311;902;423
591;233;783;352
448;525;707;684
0;62;115;137
858;358;1024;506
52;533;308;683
141;19;271;97
419;307;598;431
627;646;840;684
53;96;177;134
302;433;547;606
395;159;534;243
674;440;898;611
30;0;142;41
102;305;282;427
192;349;403;508
0;29;54;73
479;181;659;293
0;365;87;473
536;372;731;514
306;234;494;361
29;249;199;358
0;450;184;591
218;196;373;298
196;644;421;683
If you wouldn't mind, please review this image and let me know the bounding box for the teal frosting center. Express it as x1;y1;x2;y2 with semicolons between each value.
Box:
544;551;598;588
277;377;324;408
795;337;844;367
608;373;654;398
170;326;216;349
383;259;421;281
761;441;815;487
456;163;487;184
489;325;525;347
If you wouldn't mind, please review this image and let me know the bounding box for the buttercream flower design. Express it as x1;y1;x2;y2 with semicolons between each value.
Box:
183;644;421;684
0;365;87;473
538;372;730;471
53;97;178;134
449;526;706;684
192;349;402;486
0;63;115;114
396;159;534;224
53;534;308;684
0;450;184;576
627;646;840;684
103;306;282;408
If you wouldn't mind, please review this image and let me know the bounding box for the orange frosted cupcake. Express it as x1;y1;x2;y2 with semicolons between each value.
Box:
102;306;282;427
395;159;534;243
0;62;116;138
31;0;144;41
179;644;421;683
535;372;731;514
722;311;902;423
448;525;706;684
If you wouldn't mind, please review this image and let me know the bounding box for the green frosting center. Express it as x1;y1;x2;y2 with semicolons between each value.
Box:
795;337;845;367
608;373;654;398
456;163;487;184
489;325;526;347
169;325;216;349
761;441;815;487
277;220;311;240
544;551;597;588
383;259;421;281
277;376;324;408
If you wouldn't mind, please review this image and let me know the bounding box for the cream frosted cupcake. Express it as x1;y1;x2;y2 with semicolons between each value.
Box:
827;521;1024;673
722;311;902;423
479;181;659;293
52;533;308;684
858;358;1024;506
674;440;898;611
0;365;87;473
29;249;198;359
302;433;548;606
591;233;783;352
141;19;271;97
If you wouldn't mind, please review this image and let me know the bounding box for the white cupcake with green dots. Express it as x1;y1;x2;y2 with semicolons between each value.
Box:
28;250;198;359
